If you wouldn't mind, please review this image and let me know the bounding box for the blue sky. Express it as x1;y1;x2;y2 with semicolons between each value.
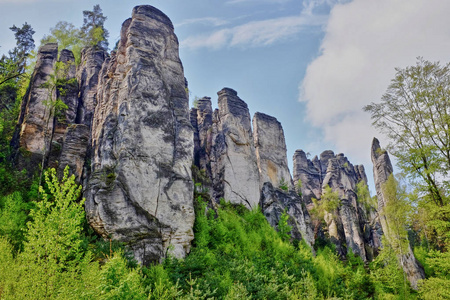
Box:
2;0;450;193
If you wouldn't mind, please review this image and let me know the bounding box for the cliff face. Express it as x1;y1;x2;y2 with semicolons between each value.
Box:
12;43;58;172
293;150;381;261
253;112;293;190
13;4;386;266
190;91;314;246
84;6;194;265
371;138;424;289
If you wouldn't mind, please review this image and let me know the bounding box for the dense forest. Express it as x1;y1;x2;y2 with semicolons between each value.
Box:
0;5;449;300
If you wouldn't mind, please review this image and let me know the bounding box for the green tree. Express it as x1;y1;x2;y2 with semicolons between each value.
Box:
381;175;412;255
0;24;35;168
6;23;35;76
41;21;83;64
277;211;292;242
81;4;109;50
0;192;30;251
355;180;377;213
364;58;450;207
0;167;101;299
311;185;340;220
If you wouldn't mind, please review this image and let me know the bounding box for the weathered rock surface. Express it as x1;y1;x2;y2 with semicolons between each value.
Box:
260;182;315;249
85;5;194;265
294;149;380;261
322;154;367;260
371;137;424;289
57;124;89;181
293;150;322;208
12;43;58;172
48;49;79;169
76;47;108;126
209;88;261;209
253;112;293;189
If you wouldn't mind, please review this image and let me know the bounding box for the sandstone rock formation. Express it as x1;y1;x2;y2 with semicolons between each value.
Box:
57;124;89;182
260;182;315;249
189;93;314;247
371;137;424;289
209;88;260;209
12;43;58;172
48;49;79;169
253;112;293;190
76;47;108;126
293;150;322;209
294;149;380;261
11;4;392;269
84;5;194;265
322;154;367;260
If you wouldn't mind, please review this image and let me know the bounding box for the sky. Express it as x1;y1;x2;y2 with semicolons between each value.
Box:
1;0;450;193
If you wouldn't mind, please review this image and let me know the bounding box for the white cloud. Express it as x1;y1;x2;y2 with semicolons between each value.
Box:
181;14;326;49
225;0;291;5
300;0;450;164
176;17;229;28
0;0;37;2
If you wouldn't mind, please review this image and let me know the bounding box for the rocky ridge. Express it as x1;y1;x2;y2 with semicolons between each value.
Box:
11;4;388;266
293;149;382;261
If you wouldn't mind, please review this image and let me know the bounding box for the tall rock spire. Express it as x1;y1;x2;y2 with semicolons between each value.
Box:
210;88;260;209
11;43;58;173
85;5;194;265
371;137;424;289
253;112;293;189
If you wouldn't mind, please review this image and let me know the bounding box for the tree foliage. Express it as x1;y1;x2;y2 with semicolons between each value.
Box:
81;4;109;50
364;58;450;207
311;185;340;220
41;21;83;64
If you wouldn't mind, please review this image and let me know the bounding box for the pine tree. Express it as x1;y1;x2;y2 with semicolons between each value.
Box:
80;4;109;50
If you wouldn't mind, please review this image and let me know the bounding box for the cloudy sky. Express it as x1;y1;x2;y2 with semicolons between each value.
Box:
1;0;450;192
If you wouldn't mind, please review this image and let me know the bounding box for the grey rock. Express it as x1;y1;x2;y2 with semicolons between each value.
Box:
190;107;200;166
253;112;293;190
260;182;315;249
11;43;58;173
293;150;322;208
57;124;89;181
294;148;379;261
371;137;424;289
210;88;260;209
85;5;194;265
48;49;79;169
76;47;108;126
196;97;213;178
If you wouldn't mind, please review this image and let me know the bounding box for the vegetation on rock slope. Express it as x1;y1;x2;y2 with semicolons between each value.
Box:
1;5;450;299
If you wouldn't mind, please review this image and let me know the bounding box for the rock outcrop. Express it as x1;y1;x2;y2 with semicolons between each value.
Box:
371;137;424;289
253;112;293;189
76;47;108;126
294;149;380;261
11;4;394;269
189;91;314;247
84;6;194;265
260;182;315;249
48;49;79;170
322;154;367;260
12;43;59;172
209;88;261;209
